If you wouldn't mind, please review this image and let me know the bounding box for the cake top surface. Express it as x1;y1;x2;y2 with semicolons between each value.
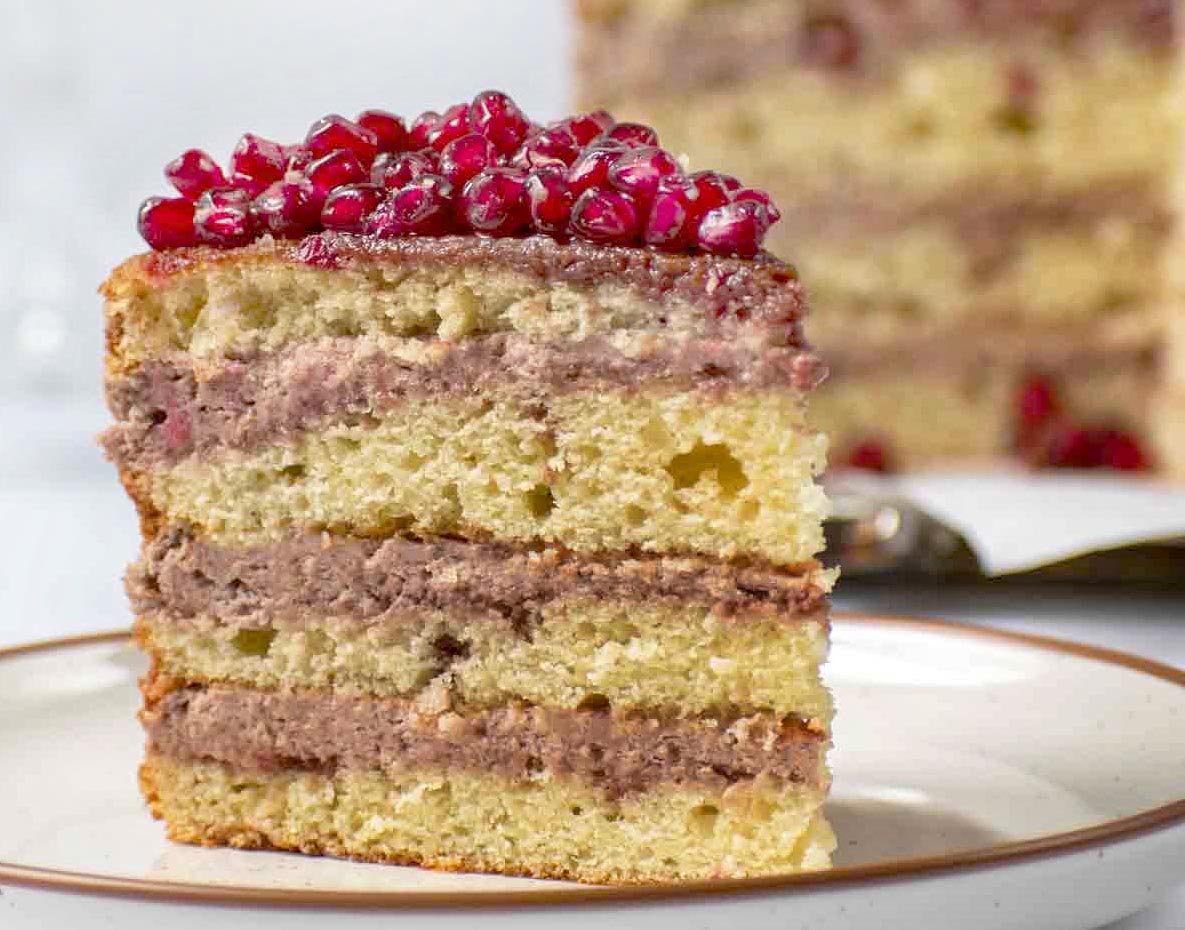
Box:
136;91;783;260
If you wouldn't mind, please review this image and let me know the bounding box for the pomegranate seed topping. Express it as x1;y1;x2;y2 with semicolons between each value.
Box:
429;103;472;152
552;112;613;146
570;188;642;246
525;167;573;236
606;122;659;148
367;175;455;237
321;183;385;233
356;109;408;154
608;146;681;208
296;234;338;268
698;202;763;258
644;176;700;251
305;149;366;204
468;90;531;154
688;171;739;212
197;187;251;209
1100;431;1150;471
440;133;500;189
513;126;581;169
372;151;438;190
253;179;320;239
408;111;440;149
229;133;286;189
165;149;226;199
567;140;629;196
461;167;531;236
137;197;197;250
802;14;861;69
1017;376;1058;427
305;114;379;166
845;439;892;473
283;146;316;175
1046;428;1104;469
194;199;257;248
732;188;782;224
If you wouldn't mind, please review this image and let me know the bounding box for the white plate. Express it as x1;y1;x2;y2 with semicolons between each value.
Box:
1;617;1182;930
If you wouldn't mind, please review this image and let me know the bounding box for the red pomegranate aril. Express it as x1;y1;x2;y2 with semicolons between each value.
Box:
305;149;367;203
373;151;437;190
513;126;580;169
138;197;197;250
195;201;257;248
356;109;408;154
1017;376;1058;427
283;146;315;175
644;177;699;250
439;133;500;189
687;171;738;213
1100;430;1150;471
305;114;379;166
229;133;286;188
570;188;642;245
197;186;251;209
461;167;530;236
606;122;659;148
607;146;682;208
845;439;892;473
1045;428;1104;469
550;113;609;146
732;198;775;234
321;183;385;232
525;167;573;236
254;179;320;239
468;90;531;154
698;202;763;258
429;103;472;152
165;149;226;199
732;188;782;224
408;111;440;149
567;140;629;196
367;175;455;237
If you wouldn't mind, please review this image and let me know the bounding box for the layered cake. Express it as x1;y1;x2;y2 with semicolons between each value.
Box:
577;0;1178;472
102;92;837;882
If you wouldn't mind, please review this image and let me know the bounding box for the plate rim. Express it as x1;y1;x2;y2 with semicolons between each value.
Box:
1;615;1182;911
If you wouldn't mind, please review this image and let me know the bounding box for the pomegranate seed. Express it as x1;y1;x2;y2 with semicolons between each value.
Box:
688;171;739;212
802;14;861;69
356;109;408;154
570;188;642;245
461;167;531;236
1046;428;1105;469
698;202;763;258
305;114;379;166
567;140;629;196
253;179;320;239
165;149;226;199
429;103;472;152
305;149;366;204
845;439;892;473
1017;377;1058;427
525;167;573;236
608;146;681;208
644;176;700;251
283;146;316;175
553;111;614;145
296;234;338;268
194;199;257;248
367;175;455;237
137;197;197;250
229;133;286;189
372;151;438;189
197;187;251;209
1100;431;1150;471
732;188;781;224
468;90;530;154
513;126;580;169
606;122;659;148
439;133;500;189
731;198;775;235
408;111;440;149
321;183;385;233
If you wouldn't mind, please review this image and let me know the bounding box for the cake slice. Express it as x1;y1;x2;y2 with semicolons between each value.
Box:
103;92;836;883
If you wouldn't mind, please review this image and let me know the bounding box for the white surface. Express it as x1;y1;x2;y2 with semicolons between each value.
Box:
2;621;1183;930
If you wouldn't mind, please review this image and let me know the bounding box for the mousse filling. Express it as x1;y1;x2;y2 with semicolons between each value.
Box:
144;685;826;796
129;528;830;626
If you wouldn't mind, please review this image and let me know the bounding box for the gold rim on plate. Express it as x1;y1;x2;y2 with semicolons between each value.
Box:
1;615;1182;910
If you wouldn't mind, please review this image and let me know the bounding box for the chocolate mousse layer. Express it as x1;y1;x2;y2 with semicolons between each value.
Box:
130;528;830;627
103;335;824;467
144;685;826;797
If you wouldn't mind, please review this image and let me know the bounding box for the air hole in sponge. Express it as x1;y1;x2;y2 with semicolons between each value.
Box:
624;504;646;527
278;464;306;482
231;628;276;657
525;484;555;519
577;693;611;713
689;803;720;837
665;442;748;497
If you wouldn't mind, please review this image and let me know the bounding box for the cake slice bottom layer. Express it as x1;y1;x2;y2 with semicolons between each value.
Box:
142;755;835;884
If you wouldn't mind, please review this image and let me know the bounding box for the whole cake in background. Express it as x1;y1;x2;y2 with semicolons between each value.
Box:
100;91;837;883
577;0;1181;474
